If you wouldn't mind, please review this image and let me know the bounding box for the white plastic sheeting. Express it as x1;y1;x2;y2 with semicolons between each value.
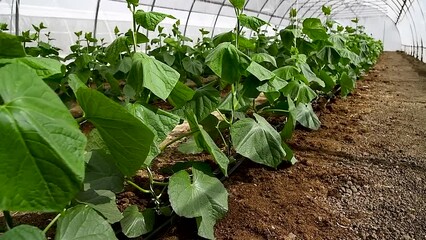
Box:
0;0;425;61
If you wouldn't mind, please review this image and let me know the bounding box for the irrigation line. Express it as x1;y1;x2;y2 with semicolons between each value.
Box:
144;158;245;240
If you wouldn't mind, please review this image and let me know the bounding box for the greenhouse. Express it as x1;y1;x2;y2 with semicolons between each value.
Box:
0;0;425;239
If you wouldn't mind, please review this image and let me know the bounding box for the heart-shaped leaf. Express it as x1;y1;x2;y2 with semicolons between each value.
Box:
294;103;321;130
134;10;174;31
302;18;328;40
0;32;25;58
0;225;45;240
120;205;155;238
206;42;242;84
231;114;286;168
0;63;86;211
69;76;155;176
128;52;180;100
168;164;228;240
56;205;117;240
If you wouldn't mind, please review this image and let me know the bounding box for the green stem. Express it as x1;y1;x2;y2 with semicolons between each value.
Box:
152;180;168;186
3;211;13;230
159;130;199;151
126;180;150;194
131;5;137;53
76;117;86;124
43;212;62;234
230;84;236;124
215;109;231;125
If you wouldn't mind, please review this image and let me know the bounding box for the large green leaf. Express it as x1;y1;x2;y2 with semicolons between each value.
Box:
273;66;298;80
246;61;275;81
231;114;286;168
238;14;268;31
338;48;361;66
76;189;123;224
0;63;86;211
182;57;203;76
127;103;180;164
70;78;155;176
294;103;321;130
0;225;45;240
251;53;277;67
257;76;288;93
339;72;355;97
281;80;317;104
212;31;234;46
317;46;341;65
55;205;117;240
173;85;220;122
104;36;129;64
120;206;155;238
186;112;229;176
134;10;174;31
206;42;241;84
77;151;124;224
302;18;328;40
0;32;25;58
167;81;195;108
299;62;325;87
128;52;180;100
229;0;246;10
168;164;228;240
83;150;124;193
319;70;336;93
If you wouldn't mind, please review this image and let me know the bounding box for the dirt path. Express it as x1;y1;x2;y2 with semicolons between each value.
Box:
213;52;426;240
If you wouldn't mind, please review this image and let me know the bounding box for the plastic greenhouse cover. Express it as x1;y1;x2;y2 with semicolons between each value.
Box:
0;0;424;58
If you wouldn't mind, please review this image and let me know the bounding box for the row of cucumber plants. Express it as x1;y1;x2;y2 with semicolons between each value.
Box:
0;0;382;239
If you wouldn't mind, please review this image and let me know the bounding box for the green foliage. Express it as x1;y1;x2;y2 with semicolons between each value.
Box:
134;10;175;31
0;225;45;240
229;0;246;10
0;63;86;212
56;205;117;240
168;163;228;239
0;32;26;58
120;206;155;238
302;18;329;40
128;52;180;100
238;14;268;31
206;42;243;84
70;77;155;176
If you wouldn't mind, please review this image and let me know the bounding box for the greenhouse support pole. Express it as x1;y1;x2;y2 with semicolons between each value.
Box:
14;0;20;36
396;0;408;23
93;0;102;41
183;0;196;36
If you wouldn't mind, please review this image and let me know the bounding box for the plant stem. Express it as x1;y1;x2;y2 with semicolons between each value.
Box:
43;212;62;234
131;5;137;53
3;211;13;230
153;180;168;186
159;130;199;151
76;116;86;124
126;180;150;194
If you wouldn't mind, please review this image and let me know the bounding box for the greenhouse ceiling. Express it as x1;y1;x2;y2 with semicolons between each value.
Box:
0;0;425;59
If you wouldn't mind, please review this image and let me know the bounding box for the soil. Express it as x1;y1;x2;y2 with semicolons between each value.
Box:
1;52;425;240
162;52;426;239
